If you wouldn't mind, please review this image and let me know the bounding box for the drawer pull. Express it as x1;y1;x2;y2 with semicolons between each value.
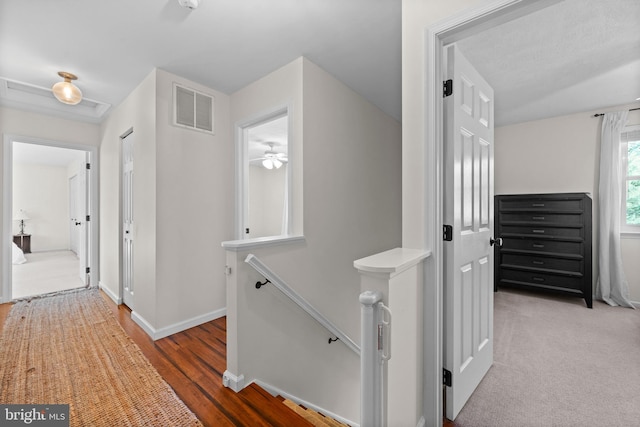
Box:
532;203;545;207
532;244;545;248
533;260;544;265
532;216;545;220
532;229;545;234
532;277;545;282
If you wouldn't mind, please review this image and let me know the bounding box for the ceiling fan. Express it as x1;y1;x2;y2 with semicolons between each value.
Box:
252;142;288;169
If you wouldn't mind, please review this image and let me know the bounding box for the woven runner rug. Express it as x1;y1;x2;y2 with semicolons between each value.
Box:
0;289;202;426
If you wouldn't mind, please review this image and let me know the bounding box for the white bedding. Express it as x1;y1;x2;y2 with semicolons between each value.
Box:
12;241;27;264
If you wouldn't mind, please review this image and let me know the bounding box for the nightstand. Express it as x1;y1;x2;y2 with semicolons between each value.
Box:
13;234;31;254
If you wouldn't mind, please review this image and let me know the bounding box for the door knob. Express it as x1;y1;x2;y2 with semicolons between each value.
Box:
75;222;81;226
490;237;503;247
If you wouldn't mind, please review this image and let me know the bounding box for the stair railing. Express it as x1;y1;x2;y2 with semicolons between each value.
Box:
245;254;360;356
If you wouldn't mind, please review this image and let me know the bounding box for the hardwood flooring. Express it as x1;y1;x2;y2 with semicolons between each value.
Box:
98;292;312;427
0;294;456;426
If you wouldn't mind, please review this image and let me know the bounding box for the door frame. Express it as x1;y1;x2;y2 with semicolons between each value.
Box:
1;134;99;303
423;0;562;424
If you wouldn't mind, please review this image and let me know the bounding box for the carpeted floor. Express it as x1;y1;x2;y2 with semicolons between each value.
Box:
0;289;202;426
12;250;85;299
455;288;640;427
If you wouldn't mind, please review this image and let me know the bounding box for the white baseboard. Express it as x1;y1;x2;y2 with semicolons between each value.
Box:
255;380;358;427
98;281;122;304
222;370;246;392
132;307;227;341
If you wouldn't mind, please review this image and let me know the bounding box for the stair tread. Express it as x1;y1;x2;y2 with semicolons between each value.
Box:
282;399;348;427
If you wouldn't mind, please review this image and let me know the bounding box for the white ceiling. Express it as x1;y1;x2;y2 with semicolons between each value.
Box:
13;142;86;167
0;0;638;128
456;0;640;126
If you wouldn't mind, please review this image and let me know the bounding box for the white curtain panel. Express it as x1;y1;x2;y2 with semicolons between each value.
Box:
596;110;634;308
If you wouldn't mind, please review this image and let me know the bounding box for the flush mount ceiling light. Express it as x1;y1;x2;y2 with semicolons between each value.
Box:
52;71;82;105
178;0;200;10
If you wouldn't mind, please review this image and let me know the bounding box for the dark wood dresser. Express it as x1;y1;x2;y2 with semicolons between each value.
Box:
494;193;592;308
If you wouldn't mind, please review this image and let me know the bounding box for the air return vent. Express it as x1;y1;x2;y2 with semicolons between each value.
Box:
173;83;214;134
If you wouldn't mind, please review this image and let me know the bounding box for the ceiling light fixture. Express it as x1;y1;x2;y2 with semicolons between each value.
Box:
178;0;200;10
52;71;82;105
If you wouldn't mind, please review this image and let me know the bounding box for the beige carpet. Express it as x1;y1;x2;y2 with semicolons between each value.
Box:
12;250;85;299
0;289;202;427
455;288;640;427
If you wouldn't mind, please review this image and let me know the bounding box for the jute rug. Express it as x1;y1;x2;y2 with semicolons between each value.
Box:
0;289;203;426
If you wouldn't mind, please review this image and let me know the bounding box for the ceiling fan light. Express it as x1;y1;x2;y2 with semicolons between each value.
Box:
52;72;82;105
262;159;273;169
272;159;283;169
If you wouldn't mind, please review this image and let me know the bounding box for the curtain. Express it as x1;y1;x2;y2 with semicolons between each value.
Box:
596;110;635;308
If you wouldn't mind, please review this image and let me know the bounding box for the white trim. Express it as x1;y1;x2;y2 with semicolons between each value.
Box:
2;134;99;304
621;232;640;239
423;1;559;425
255;380;359;427
354;247;431;278
234;104;293;240
99;281;122;305
132;307;227;341
222;370;246;392
221;235;305;252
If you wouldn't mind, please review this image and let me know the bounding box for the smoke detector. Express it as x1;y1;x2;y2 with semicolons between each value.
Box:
178;0;200;10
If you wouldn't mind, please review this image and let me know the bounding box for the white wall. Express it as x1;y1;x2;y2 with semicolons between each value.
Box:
99;70;158;323
99;68;232;335
226;57;402;423
0;106;100;301
248;164;286;238
495;104;640;302
154;69;233;331
13;162;69;251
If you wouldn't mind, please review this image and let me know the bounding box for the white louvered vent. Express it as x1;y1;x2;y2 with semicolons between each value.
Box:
173;83;214;134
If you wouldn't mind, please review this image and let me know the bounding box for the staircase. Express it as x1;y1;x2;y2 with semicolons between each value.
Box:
281;398;349;427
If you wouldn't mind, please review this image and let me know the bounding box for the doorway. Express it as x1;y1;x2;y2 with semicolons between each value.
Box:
2;136;98;302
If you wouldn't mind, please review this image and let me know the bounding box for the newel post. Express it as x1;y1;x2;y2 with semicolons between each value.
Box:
355;248;430;427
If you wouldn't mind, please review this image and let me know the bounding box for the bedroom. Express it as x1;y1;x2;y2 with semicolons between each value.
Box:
10;142;91;299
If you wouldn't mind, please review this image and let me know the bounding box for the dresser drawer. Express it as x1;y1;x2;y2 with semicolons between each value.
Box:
500;269;583;291
500;225;583;239
498;198;584;211
501;238;583;254
501;253;582;273
499;212;583;225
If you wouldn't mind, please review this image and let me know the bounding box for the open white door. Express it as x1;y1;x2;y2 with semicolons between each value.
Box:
69;175;79;255
443;44;495;420
122;131;134;308
77;160;89;285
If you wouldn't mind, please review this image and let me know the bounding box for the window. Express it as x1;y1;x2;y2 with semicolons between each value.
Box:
621;125;640;233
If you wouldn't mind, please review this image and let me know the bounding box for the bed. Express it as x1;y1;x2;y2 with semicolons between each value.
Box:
12;241;27;264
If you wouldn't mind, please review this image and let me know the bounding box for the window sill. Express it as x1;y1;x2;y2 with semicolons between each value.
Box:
221;235;305;251
621;231;640;240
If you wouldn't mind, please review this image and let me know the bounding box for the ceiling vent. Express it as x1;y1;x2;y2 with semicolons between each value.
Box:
173;83;214;134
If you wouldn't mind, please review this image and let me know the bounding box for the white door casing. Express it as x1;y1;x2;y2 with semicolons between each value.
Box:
77;156;89;285
122;131;134;308
443;44;494;420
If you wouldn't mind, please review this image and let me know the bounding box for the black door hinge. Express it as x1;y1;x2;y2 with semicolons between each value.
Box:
86;267;90;274
86;215;91;222
443;224;453;241
86;163;91;170
443;79;453;97
443;368;452;387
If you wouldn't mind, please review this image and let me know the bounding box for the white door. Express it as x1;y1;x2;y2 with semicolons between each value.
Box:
122;132;134;308
77;158;89;285
443;44;495;420
69;175;79;255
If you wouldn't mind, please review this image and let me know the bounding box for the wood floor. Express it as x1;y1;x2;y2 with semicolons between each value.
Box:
0;294;456;426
